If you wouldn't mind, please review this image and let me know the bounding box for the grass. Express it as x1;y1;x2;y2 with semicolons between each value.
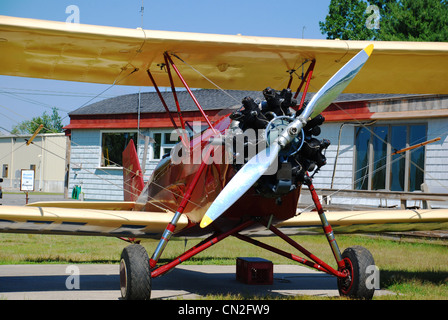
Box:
0;232;447;299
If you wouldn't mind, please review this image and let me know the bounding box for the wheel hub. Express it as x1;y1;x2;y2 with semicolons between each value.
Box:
338;258;354;295
119;258;127;298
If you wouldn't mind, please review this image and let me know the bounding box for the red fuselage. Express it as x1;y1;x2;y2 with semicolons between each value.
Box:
146;113;301;236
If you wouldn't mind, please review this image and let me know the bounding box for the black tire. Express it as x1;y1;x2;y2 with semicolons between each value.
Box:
120;244;151;300
337;245;376;300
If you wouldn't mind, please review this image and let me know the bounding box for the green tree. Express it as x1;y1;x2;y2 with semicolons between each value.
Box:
319;0;375;40
378;0;448;41
320;0;448;41
11;107;63;134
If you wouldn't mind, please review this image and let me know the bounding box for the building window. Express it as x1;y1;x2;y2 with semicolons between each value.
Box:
2;164;8;178
151;131;180;160
101;132;138;167
354;124;427;192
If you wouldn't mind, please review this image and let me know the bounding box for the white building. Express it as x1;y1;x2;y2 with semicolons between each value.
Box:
0;133;67;193
64;90;448;207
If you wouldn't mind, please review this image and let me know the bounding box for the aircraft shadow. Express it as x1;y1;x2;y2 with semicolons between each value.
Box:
0;274;119;293
380;269;448;287
0;266;338;298
151;267;338;299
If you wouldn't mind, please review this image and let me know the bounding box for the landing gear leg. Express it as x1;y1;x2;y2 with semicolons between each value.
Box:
306;178;376;299
120;244;151;300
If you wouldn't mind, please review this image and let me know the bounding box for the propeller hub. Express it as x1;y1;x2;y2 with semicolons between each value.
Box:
288;127;298;136
277;116;307;148
265;115;304;157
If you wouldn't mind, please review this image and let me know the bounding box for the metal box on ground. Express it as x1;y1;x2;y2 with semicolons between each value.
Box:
236;257;273;285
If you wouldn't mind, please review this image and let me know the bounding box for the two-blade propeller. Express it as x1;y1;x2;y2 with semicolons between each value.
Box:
200;44;374;228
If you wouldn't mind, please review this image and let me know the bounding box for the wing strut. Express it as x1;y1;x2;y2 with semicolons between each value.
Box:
149;146;214;268
294;59;316;110
146;69;189;148
164;53;219;135
146;69;180;131
164;53;188;135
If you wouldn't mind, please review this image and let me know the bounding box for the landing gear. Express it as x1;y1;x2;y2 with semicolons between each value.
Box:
118;180;377;300
120;244;151;300
305;180;377;299
338;246;375;300
118;227;377;300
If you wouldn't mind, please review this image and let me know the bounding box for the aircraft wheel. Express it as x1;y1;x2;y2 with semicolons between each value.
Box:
337;245;375;300
120;244;151;300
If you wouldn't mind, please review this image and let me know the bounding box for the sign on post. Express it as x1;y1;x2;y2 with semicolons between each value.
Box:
20;169;35;192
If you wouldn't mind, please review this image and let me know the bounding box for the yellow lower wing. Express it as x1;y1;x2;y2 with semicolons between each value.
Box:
0;205;187;239
276;209;448;234
1;203;447;238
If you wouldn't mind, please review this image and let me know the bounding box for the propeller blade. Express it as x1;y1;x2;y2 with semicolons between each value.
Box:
277;44;374;148
303;44;374;120
200;44;373;228
200;143;280;228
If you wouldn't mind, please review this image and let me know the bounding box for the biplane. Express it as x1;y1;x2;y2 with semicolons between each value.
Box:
0;15;448;300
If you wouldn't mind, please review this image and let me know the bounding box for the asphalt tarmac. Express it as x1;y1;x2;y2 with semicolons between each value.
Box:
0;263;395;300
0;264;334;300
0;192;67;206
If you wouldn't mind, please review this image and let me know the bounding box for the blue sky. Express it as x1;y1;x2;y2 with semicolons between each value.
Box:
0;0;331;133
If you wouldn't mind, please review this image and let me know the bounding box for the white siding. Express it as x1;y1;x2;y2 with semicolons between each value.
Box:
69;129;154;201
69;130;106;200
425;119;448;207
312;123;355;190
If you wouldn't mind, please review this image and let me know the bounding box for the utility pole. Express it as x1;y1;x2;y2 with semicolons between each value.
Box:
140;0;144;29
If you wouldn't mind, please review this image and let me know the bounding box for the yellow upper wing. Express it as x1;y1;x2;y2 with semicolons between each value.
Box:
1;15;447;94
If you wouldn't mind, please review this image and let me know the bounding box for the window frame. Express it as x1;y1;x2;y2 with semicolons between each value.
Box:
353;122;427;192
150;129;181;161
99;130;138;169
2;164;8;178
